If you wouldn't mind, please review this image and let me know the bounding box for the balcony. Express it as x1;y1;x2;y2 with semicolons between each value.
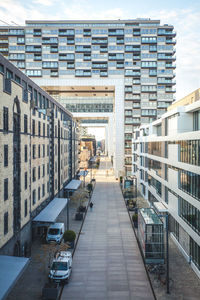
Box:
165;87;176;93
165;63;176;69
166;38;176;45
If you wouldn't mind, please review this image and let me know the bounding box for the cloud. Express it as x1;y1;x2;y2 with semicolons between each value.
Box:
33;0;54;6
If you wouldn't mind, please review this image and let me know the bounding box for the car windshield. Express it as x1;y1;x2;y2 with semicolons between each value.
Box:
52;262;68;271
48;228;59;235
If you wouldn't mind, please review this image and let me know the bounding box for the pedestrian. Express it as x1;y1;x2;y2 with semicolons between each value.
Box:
89;201;93;211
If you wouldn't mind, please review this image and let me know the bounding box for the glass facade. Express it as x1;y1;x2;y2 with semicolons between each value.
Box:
148;141;164;157
138;208;164;264
180;140;200;166
169;215;179;241
190;238;200;270
179;169;200;201
179;196;200;236
148;159;162;177
148;175;162;196
193;110;200;131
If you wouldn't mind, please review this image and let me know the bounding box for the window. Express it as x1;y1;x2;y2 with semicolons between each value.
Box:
24;145;28;162
32;167;36;182
179;169;200;201
24;199;27;217
25;172;28;190
43;164;45;177
24;114;28;134
4;178;8;201
4;212;8;235
193;111;200;131
4;145;8;167
179;197;200;235
43;123;45;136
38;166;40;179
38;145;40;158
42;184;45;197
47;145;49;156
3;107;9;132
32;145;36;159
179;140;200;167
38;121;41;136
32;189;36;205
38;187;40;200
47;124;49;137
43;144;45;157
32;119;35;135
190;238;200;270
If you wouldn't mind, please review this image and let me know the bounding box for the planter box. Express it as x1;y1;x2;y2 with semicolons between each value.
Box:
42;282;61;300
77;206;86;213
75;212;83;220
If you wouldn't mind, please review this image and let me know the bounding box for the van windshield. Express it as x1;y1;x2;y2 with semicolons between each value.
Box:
48;228;60;235
52;262;68;271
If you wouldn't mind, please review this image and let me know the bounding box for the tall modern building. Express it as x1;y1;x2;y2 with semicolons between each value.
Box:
132;89;200;278
0;19;176;177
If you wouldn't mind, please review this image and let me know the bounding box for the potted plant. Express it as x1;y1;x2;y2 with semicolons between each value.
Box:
132;213;138;228
87;183;93;192
63;230;76;249
77;205;86;213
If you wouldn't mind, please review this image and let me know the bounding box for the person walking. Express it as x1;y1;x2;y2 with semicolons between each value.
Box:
89;201;93;211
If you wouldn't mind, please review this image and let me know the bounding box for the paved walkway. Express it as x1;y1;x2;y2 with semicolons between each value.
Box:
62;157;154;300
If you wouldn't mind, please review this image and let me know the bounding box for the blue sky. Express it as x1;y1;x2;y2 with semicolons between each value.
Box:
0;0;200;101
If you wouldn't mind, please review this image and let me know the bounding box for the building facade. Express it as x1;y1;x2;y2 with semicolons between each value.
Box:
0;19;176;176
132;91;200;277
0;54;79;256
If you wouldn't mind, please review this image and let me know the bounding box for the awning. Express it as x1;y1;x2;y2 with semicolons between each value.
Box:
154;202;168;213
0;255;29;300
78;170;88;177
33;198;68;224
64;179;82;191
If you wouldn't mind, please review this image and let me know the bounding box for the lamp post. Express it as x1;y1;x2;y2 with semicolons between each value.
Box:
66;190;70;231
132;176;137;205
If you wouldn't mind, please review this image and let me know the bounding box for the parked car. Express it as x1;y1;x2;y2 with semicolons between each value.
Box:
49;251;72;284
46;223;65;244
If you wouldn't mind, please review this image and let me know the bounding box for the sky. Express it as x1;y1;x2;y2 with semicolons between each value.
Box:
0;0;200;139
87;128;105;141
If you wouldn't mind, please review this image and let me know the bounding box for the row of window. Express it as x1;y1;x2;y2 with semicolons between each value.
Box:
148;175;162;196
0;63;72;123
32;183;47;205
179;140;200;167
179;196;200;236
179;169;200;201
190;238;200;271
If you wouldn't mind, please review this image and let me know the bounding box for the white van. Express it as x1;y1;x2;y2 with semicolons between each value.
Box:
46;223;64;244
49;251;72;284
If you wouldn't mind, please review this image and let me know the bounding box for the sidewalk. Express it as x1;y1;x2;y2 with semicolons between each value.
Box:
131;193;200;300
61;157;154;300
6;176;91;300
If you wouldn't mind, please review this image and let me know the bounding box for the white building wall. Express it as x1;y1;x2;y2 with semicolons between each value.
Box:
132;100;200;277
34;77;124;178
